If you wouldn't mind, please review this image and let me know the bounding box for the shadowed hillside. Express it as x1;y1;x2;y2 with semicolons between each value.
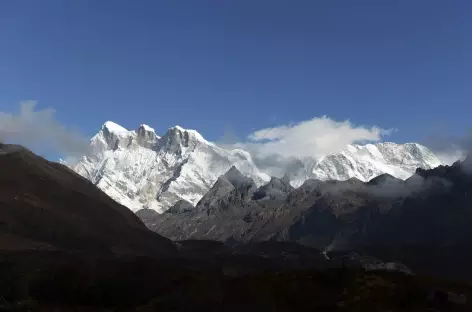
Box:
0;144;471;311
0;143;175;255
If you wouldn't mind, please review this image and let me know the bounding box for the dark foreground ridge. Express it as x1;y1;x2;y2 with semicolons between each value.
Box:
1;144;472;311
0;143;175;255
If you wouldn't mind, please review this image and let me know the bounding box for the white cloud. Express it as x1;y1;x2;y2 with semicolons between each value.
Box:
435;149;466;166
0;101;89;157
218;116;394;178
421;129;472;166
239;116;393;158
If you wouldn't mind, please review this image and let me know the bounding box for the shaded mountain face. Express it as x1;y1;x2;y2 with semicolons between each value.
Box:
139;159;472;281
0;144;175;255
253;176;295;201
195;166;258;215
1;145;372;271
69;121;443;213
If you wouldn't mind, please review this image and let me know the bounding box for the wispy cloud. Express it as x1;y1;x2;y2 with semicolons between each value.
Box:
421;129;472;166
0;101;89;158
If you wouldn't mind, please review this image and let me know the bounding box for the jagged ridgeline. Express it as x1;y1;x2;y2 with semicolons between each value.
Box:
138;158;472;283
2;142;472;310
69;121;442;213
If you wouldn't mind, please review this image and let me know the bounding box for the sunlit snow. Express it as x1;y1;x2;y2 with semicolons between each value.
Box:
71;121;443;213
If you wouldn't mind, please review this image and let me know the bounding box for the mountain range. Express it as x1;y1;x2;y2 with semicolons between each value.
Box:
2;142;471;311
0;143;175;255
139;157;472;283
70;121;443;213
6;142;458;311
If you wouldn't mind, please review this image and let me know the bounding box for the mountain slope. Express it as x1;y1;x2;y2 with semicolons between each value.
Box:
139;159;472;281
71;121;442;213
2;144;472;311
286;142;442;187
0;143;175;255
72;122;269;212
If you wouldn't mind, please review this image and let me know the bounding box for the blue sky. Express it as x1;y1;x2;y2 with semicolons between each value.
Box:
0;0;470;158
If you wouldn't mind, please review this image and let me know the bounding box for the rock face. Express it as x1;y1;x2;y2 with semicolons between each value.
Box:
139;159;472;282
70;121;442;213
72;122;269;212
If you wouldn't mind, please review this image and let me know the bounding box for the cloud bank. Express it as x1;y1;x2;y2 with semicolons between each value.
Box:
243;116;393;158
0;101;89;158
224;116;394;177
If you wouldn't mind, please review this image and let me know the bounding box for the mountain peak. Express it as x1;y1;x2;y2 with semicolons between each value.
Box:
166;199;194;214
158;126;211;153
135;124;159;148
367;173;403;186
102;121;128;133
74;122;268;213
167;125;208;143
223;166;251;186
73;121;445;214
138;124;155;133
225;165;241;175
252;176;294;201
173;125;185;131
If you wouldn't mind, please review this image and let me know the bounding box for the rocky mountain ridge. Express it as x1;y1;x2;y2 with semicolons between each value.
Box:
138;158;472;282
72;121;269;212
71;121;443;212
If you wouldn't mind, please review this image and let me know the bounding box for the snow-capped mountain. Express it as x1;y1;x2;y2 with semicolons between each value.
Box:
72;121;270;212
70;121;443;213
284;142;443;187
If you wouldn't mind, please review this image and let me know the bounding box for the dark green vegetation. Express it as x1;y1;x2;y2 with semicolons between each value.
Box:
1;144;471;311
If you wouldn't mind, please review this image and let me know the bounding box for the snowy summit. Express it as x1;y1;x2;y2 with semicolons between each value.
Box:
72;121;269;213
71;121;444;213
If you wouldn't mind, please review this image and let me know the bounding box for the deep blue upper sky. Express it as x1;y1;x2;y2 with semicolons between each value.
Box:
0;0;470;144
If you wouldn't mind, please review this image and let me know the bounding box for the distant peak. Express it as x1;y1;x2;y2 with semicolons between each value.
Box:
138;124;155;132
347;177;363;184
267;176;293;190
101;121;128;133
166;125;189;133
367;173;403;185
223;166;255;188
224;166;244;181
135;124;159;147
165;125;208;143
225;165;241;175
172;125;185;132
281;173;291;184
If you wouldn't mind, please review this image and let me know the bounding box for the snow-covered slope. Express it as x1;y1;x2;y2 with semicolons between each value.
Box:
71;121;443;213
285;142;443;187
72;122;270;213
